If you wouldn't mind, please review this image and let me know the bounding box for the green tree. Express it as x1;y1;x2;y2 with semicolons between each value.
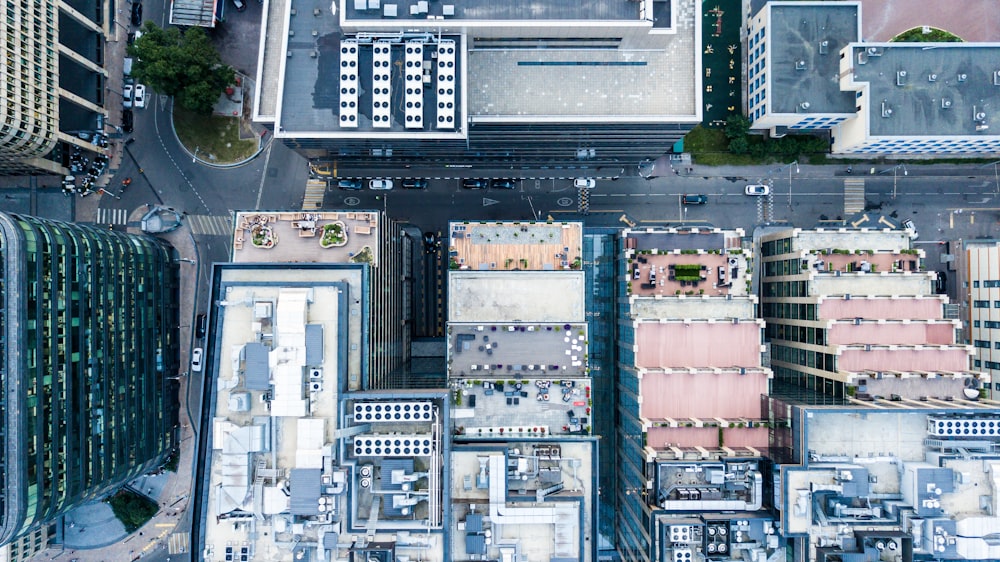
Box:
728;136;749;155
723;114;750;140
128;23;234;115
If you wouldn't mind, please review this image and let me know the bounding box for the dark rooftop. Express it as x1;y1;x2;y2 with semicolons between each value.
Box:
768;3;859;114
849;44;1000;137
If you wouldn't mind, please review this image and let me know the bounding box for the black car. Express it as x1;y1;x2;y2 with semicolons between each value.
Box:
462;178;488;189
423;231;438;252
130;2;142;26
402;179;428;189
122;109;134;134
337;178;363;190
195;313;207;339
935;271;947;294
491;179;517;190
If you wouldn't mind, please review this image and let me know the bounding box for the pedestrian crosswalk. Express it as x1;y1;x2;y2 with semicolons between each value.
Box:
168;531;190;555
187;214;232;236
303;178;326;209
844;178;866;215
97;207;129;225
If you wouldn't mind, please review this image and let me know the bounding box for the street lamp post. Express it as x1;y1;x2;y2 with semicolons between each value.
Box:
879;164;907;199
770;161;799;208
981;160;1000;194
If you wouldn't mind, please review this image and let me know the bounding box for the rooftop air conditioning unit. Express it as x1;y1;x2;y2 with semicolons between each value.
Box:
941;98;953;109
928;73;937;82
795;60;807;71
958;73;967;82
310;369;323;379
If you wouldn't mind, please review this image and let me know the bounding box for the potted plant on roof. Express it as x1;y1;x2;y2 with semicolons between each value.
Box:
351;245;373;264
250;223;276;248
320;221;348;248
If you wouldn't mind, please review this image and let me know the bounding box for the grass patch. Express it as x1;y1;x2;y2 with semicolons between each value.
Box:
162;450;179;473
891;27;962;42
172;105;258;164
685;125;775;165
107;489;158;533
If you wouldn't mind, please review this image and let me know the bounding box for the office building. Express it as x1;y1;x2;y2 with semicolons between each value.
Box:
196;262;449;562
764;395;1000;561
444;220;598;562
1;0;115;174
760;226;983;401
965;241;1000;395
253;0;702;165
0;212;181;547
748;2;1000;155
231;210;412;389
614;227;781;562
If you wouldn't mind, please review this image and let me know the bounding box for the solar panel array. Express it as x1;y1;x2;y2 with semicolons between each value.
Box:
436;40;457;129
372;41;393;128
338;41;359;128
404;42;425;129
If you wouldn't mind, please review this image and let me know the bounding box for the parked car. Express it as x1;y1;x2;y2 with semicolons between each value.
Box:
191;347;203;372
491;179;517;190
423;231;438;252
134;84;146;108
232;0;246;10
369;179;393;190
122;109;134;134
935;271;947;294
122;84;134;109
195;313;207;339
574;178;596;189
682;194;708;205
902;219;918;239
402;179;428;189
130;2;142;26
337;178;363;190
745;184;770;196
462;178;488;189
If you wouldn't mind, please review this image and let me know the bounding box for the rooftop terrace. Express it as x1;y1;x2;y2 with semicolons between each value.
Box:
447;322;588;378
233;211;381;265
627;252;750;297
452;377;593;437
449;221;582;271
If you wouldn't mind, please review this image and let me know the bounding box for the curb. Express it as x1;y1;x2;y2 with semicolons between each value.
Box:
167;97;273;169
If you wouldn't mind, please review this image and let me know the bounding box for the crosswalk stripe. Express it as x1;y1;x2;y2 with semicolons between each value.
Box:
97;208;128;225
187;214;232;236
303;179;325;210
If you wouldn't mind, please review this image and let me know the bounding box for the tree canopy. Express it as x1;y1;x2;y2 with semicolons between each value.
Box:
128;23;234;115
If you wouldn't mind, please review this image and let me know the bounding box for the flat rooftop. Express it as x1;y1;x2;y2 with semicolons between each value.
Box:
811;273;932;297
848;43;1000;137
233;211;381;265
641;371;769;420
765;2;859;114
449;445;595;562
629;296;757;320
449;221;582;271
775;228;913;253
635;321;765;369
203;266;364;560
453;377;593;437
448;271;586;323
627;252;749;297
819;295;946;320
260;0;702;128
448;322;588;378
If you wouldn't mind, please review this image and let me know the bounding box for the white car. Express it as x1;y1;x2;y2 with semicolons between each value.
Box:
902;219;918;239
369;179;393;190
134;84;147;108
191;347;204;372
745;184;771;196
123;84;134;109
574;178;596;189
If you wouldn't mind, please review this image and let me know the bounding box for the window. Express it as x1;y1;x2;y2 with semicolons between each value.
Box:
996;341;1000;350
987;361;1000;370
974;300;990;308
975;340;991;348
986;321;1000;329
996;301;1000;308
974;281;980;288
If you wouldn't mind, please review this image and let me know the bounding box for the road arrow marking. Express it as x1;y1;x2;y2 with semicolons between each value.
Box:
483;197;499;207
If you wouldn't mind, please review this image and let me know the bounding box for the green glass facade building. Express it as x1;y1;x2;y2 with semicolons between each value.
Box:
0;212;181;546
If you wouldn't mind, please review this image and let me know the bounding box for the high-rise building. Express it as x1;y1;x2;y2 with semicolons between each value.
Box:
1;0;119;175
760;226;983;401
253;0;702;166
0;212;181;546
614;227;781;562
231;211;412;389
963;240;1000;395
